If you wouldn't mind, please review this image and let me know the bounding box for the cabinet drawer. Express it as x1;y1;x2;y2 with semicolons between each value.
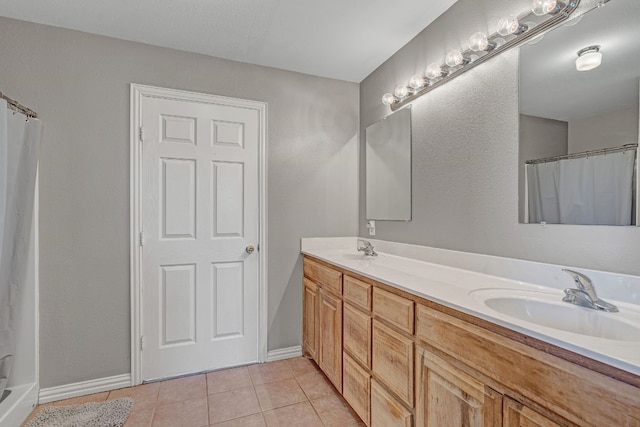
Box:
304;258;342;294
344;303;371;368
343;352;371;426
372;320;414;407
373;287;414;334
344;275;372;311
371;379;412;427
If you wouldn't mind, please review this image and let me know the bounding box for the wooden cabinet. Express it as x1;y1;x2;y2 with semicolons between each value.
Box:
503;398;570;427
416;346;502;427
302;278;318;359
371;379;413;427
302;255;640;427
318;287;343;392
343;352;371;426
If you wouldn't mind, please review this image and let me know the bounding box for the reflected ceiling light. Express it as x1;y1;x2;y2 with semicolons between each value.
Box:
497;15;528;36
531;0;565;16
575;45;602;71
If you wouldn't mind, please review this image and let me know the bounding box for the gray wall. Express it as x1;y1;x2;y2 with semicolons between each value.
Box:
568;104;639;152
0;17;359;388
359;0;640;276
518;114;568;222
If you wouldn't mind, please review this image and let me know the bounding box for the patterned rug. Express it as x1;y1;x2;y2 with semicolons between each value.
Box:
26;397;133;427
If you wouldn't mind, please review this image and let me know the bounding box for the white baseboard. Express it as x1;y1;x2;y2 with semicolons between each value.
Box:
39;374;131;404
266;346;302;362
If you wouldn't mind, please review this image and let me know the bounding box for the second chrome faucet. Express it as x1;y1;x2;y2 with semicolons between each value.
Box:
562;269;618;312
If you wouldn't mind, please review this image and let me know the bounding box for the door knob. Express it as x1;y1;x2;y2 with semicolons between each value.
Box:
246;245;255;254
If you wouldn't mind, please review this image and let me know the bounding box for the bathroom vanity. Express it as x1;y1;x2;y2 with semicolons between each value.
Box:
301;238;640;427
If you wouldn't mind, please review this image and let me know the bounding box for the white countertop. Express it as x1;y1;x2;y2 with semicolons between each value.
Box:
301;237;640;377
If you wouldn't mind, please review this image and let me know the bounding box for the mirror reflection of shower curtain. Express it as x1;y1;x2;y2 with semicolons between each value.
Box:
0;100;41;399
527;149;636;225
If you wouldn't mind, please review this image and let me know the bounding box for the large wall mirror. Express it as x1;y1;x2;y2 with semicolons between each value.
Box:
519;0;639;226
366;107;412;220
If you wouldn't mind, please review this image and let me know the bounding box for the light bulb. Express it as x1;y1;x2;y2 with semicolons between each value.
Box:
575;46;602;71
425;63;445;79
409;74;426;90
393;85;409;99
531;0;562;16
497;15;528;36
445;50;468;67
468;32;495;52
381;93;396;106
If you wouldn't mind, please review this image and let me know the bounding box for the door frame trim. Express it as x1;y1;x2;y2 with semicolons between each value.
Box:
129;84;268;385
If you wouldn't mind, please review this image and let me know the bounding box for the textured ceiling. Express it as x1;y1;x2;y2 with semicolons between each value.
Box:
0;0;458;82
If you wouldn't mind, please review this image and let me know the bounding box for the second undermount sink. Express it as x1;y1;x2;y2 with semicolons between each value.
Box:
471;289;640;342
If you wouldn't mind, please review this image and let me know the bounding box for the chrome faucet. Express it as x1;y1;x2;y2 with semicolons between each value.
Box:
562;269;618;312
357;239;377;256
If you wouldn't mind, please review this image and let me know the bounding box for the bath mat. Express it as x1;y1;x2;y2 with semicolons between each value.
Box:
25;397;133;427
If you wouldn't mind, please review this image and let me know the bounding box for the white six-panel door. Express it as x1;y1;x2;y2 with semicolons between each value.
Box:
138;90;261;381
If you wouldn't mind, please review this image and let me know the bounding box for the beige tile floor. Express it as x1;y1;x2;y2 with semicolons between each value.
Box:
22;357;365;427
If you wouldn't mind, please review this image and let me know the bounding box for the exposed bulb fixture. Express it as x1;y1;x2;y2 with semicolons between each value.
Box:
531;0;565;16
469;32;496;52
425;63;447;79
409;74;427;90
394;84;409;99
381;93;396;106
445;50;470;68
575;45;602;71
497;15;528;35
380;0;578;110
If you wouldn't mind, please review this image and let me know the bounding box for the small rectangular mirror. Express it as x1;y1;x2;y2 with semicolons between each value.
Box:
366;107;412;220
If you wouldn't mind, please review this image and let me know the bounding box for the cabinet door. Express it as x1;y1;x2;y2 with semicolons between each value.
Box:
344;302;371;368
504;397;571;427
372;320;414;406
343;352;371;426
303;278;318;360
318;288;343;392
416;347;502;427
371;379;412;427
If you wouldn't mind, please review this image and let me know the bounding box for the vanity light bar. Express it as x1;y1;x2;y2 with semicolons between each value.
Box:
383;0;581;111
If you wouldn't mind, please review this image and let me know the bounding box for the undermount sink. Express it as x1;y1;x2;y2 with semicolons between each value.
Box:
471;289;640;342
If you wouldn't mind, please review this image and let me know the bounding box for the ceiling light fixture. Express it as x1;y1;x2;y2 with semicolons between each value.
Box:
575;45;602;71
380;0;581;110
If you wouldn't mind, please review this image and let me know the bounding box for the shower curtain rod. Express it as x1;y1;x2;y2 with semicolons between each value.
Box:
0;91;38;119
525;143;638;165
